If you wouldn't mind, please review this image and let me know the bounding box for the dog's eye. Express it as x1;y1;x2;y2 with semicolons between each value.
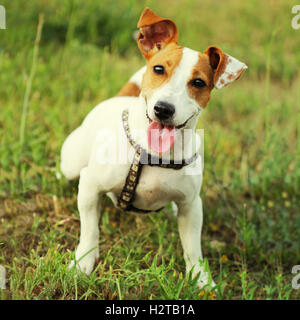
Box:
191;78;206;88
153;65;165;75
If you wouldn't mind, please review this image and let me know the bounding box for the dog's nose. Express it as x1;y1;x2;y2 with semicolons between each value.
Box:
154;101;175;121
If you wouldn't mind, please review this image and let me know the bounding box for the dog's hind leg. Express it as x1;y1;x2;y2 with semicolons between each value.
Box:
177;196;216;289
60;126;89;180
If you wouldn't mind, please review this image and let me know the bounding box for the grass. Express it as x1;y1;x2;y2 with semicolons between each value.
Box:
0;0;299;300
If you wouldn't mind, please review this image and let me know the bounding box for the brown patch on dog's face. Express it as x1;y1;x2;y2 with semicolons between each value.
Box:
141;43;183;98
187;53;214;108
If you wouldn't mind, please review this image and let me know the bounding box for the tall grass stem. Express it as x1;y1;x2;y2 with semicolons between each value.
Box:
19;14;44;150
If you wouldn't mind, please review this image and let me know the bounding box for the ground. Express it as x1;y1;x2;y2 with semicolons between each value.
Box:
0;0;299;299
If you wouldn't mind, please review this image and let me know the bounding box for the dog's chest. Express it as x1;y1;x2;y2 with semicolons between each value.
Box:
111;165;193;211
137;167;185;202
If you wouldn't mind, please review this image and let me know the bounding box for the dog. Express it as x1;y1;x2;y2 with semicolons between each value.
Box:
60;7;247;288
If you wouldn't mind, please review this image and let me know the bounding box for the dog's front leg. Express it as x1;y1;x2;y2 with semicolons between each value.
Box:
177;196;215;289
69;167;101;275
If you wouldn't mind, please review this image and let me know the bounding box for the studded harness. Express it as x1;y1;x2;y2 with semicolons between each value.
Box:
117;109;199;214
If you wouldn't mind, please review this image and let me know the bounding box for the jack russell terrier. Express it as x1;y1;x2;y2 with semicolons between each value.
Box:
60;8;247;288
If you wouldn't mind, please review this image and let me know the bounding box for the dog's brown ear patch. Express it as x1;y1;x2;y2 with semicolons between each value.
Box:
137;8;178;59
204;46;247;89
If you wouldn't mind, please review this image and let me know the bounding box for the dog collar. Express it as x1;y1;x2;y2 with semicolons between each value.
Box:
117;109;199;214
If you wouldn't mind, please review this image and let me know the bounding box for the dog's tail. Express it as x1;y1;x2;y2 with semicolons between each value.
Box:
116;65;146;97
60;126;89;180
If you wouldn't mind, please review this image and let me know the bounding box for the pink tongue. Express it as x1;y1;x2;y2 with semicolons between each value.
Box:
147;121;176;154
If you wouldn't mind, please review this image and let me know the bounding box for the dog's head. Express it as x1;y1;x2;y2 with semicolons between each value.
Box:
137;8;247;131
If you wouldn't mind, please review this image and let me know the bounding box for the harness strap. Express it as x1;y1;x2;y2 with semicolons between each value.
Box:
117;147;143;211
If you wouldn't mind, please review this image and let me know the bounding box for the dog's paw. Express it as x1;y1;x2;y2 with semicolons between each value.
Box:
196;276;216;290
68;245;99;276
189;268;216;290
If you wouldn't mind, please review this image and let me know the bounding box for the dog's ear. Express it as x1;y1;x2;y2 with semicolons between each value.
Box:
204;46;247;89
137;8;178;60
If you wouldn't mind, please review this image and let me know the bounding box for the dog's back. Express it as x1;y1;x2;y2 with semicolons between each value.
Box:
60;66;145;180
116;66;146;97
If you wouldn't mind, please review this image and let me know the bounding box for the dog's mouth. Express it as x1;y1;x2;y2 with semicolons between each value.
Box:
146;110;193;129
146;110;194;154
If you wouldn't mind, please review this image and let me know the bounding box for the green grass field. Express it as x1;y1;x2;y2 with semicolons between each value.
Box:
0;0;299;300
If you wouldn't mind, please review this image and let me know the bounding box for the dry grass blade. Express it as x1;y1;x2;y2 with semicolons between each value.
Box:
19;14;44;149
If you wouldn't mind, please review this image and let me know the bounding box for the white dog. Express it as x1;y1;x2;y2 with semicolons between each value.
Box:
60;8;247;288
